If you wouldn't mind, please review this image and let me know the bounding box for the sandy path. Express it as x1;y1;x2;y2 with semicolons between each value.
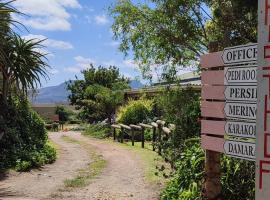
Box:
59;132;159;200
0;132;160;200
0;132;90;200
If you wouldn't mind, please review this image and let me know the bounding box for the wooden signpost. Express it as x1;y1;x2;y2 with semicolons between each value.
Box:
201;43;258;199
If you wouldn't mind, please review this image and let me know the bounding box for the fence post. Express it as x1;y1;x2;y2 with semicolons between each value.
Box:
141;127;145;148
152;127;156;151
120;126;124;143
113;128;116;140
131;127;135;146
158;123;162;155
204;41;221;200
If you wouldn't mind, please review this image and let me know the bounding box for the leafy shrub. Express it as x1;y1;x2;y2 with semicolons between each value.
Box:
161;138;255;200
155;86;201;165
83;123;110;139
161;138;204;200
0;98;57;171
117;98;154;125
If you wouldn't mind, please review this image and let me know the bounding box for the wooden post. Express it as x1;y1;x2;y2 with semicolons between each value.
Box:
158;124;162;155
204;41;221;200
113;128;116;140
152;127;156;151
131;128;135;146
120;126;124;143
141;127;145;148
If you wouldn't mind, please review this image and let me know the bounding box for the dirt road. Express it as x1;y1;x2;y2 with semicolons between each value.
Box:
0;132;160;200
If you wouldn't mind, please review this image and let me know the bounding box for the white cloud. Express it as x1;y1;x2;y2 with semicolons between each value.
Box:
123;59;137;69
49;68;59;74
94;14;109;25
23;34;73;50
64;56;96;73
106;41;120;47
13;0;81;31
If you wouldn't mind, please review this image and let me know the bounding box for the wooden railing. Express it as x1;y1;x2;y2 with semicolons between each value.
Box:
111;120;175;154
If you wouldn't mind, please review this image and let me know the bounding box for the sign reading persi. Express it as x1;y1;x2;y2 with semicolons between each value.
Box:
224;140;255;161
224;66;257;85
225;121;256;139
222;44;257;65
224;86;257;102
224;102;257;120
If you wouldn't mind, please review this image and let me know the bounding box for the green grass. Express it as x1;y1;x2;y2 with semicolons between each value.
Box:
61;135;106;188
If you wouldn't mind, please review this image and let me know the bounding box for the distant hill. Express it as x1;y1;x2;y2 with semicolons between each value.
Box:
129;80;144;89
31;80;144;104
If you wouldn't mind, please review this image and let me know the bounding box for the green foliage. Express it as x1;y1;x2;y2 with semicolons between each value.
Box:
206;0;257;49
156;86;201;164
161;138;255;200
161;138;204;200
83;123;110;139
55;105;73;122
110;0;257;79
117;98;154;125
67;65;130;123
0;98;56;171
221;157;255;200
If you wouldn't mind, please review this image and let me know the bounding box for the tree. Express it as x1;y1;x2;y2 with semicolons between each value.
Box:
0;34;49;104
110;0;258;79
67;65;130;123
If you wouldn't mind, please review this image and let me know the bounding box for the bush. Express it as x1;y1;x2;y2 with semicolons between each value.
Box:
0;98;57;171
161;138;204;200
161;138;255;200
83;123;110;139
117;98;154;125
155;86;201;165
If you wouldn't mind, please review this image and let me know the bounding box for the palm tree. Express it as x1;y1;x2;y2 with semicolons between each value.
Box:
0;34;49;104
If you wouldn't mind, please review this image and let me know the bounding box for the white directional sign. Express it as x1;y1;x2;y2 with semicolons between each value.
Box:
224;66;257;85
224;86;257;102
224;140;255;161
225;121;256;139
222;43;257;65
224;102;257;120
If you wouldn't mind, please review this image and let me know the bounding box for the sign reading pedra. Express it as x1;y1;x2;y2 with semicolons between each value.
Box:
224;66;257;85
222;44;257;65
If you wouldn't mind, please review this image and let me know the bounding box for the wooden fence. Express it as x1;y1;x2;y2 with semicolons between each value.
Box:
111;120;175;156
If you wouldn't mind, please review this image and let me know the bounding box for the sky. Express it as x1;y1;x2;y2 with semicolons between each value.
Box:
12;0;143;87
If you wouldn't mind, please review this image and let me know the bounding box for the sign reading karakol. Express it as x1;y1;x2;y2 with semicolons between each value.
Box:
225;121;256;139
222;44;257;65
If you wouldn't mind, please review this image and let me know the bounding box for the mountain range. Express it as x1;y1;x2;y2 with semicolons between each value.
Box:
31;80;144;104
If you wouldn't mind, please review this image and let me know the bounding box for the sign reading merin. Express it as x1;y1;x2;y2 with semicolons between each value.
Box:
224;102;257;120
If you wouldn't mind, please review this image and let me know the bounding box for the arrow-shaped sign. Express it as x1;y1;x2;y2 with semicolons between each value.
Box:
224;85;257;102
224;66;257;85
224;140;255;161
225;121;256;139
222;43;257;65
224;102;257;120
